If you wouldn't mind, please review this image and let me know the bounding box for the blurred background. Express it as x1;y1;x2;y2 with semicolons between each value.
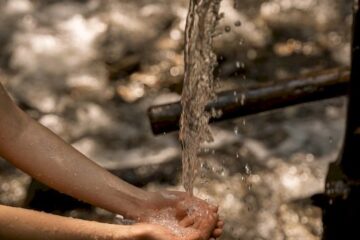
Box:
0;0;353;239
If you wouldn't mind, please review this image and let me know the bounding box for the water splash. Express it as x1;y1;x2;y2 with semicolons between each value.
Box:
180;0;222;194
234;20;242;27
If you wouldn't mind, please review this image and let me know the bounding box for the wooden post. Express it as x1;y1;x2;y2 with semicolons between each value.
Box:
319;1;360;239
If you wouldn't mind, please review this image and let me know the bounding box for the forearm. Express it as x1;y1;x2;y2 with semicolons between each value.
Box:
0;83;150;219
0;204;141;240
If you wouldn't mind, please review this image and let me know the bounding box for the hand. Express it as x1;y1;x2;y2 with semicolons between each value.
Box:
135;191;223;239
136;223;203;240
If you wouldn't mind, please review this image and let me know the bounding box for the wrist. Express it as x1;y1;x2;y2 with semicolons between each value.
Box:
120;191;169;221
93;223;144;240
116;190;155;220
132;224;154;240
139;191;171;211
148;190;186;209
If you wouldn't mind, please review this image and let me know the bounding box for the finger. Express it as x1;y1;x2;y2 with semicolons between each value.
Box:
192;219;201;229
209;204;218;212
194;217;215;231
190;232;203;240
212;228;223;238
176;208;187;220
212;212;219;223
180;216;195;227
175;202;188;220
217;220;224;228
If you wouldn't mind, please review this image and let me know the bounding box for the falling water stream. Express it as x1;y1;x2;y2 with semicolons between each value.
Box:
180;0;223;194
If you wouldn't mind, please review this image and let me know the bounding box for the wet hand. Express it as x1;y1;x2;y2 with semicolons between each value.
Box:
175;192;223;239
137;191;223;239
136;223;203;240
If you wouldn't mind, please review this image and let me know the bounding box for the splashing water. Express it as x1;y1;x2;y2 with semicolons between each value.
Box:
180;0;222;194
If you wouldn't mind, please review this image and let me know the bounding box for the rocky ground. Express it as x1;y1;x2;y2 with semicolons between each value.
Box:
0;0;353;239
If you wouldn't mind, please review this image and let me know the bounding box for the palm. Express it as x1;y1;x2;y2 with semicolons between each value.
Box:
137;223;203;240
136;191;223;239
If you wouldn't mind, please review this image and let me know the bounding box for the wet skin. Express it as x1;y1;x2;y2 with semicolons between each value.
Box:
0;204;218;240
0;82;223;239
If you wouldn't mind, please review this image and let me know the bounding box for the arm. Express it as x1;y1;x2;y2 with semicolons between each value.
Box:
0;204;205;240
0;83;148;220
0;82;222;239
0;204;141;240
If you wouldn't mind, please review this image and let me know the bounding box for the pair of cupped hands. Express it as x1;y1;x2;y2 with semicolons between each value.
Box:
129;190;223;240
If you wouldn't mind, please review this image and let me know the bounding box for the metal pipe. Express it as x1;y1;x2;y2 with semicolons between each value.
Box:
148;67;349;135
340;2;360;180
320;2;360;240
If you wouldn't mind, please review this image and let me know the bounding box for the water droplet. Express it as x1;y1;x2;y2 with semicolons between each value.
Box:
233;91;239;102
234;126;239;135
234;20;242;27
236;61;245;69
224;26;231;32
211;108;223;118
245;164;251;175
212;31;223;38
233;1;238;9
241;94;246;106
